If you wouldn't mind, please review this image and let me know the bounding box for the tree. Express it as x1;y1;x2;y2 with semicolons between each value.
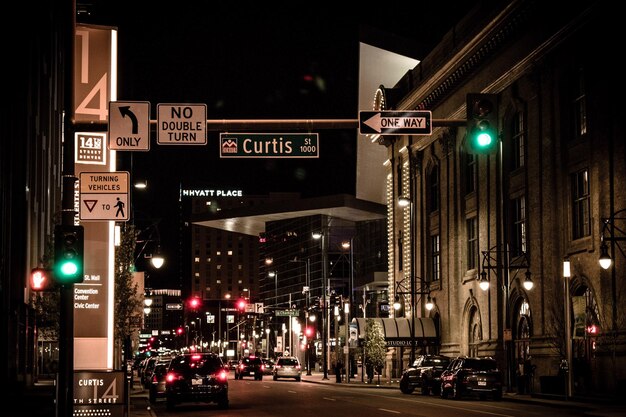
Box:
364;319;386;384
114;224;142;367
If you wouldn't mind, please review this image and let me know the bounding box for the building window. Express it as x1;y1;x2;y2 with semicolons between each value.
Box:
429;167;439;213
510;196;527;256
217;264;222;270
194;257;200;263
216;251;221;256
467;217;477;270
227;250;233;256
465;153;476;194
430;234;440;282
572;68;587;140
194;272;200;277
510;111;525;169
571;169;591;239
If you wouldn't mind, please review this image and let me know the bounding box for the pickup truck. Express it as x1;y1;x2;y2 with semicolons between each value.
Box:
399;354;451;395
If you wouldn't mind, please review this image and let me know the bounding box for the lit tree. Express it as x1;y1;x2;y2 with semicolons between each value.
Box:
364;318;386;384
115;224;142;368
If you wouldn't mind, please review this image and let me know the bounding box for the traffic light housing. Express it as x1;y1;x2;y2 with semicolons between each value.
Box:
54;224;84;284
30;267;52;291
466;93;498;154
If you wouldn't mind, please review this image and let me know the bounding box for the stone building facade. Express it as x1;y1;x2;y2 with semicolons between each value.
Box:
381;1;624;396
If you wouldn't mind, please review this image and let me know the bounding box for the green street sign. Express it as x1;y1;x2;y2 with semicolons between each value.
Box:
276;309;299;317
219;133;319;158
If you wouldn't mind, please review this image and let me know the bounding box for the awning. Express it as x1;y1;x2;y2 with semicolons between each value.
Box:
350;317;439;347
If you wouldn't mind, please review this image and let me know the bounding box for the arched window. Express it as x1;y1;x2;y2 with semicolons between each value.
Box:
468;307;481;357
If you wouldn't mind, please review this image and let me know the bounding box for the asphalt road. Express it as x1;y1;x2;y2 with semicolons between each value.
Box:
147;374;600;417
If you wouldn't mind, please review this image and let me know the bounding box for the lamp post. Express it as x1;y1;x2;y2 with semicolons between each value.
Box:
563;258;573;399
599;209;625;336
344;301;350;383
393;278;433;365
291;257;312;375
478;245;533;392
313;230;329;380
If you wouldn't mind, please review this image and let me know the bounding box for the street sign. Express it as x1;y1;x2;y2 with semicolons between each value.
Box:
276;309;299;317
166;303;183;310
359;110;432;135
219;133;319;158
108;101;151;151
79;171;130;221
157;103;207;145
75;132;107;165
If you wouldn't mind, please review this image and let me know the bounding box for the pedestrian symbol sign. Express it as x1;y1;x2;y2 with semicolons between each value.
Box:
79;171;130;221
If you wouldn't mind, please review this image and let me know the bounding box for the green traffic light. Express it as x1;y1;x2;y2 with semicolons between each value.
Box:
60;261;78;276
476;132;493;147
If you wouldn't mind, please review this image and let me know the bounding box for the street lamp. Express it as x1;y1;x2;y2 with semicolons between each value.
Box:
479;245;533;391
563;258;573;399
598;209;624;340
313;230;329;380
393;277;432;364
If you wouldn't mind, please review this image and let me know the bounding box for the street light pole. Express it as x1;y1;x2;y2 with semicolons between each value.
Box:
563;259;573;399
313;230;329;380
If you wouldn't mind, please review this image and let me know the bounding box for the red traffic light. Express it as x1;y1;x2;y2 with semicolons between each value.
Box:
305;326;314;338
177;327;184;335
30;268;50;291
189;296;201;309
236;298;247;311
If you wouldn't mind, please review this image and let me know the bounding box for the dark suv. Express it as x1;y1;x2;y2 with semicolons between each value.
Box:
165;353;229;410
440;357;502;401
400;354;450;395
235;356;264;380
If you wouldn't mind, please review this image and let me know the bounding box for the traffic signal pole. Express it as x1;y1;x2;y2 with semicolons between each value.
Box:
59;2;77;417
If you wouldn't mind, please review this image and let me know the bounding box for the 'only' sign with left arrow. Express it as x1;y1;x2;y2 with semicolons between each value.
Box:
108;101;151;151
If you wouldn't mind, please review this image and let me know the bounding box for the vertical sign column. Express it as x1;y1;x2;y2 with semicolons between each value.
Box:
73;24;116;374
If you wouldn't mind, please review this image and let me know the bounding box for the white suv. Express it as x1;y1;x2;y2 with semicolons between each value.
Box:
273;357;301;381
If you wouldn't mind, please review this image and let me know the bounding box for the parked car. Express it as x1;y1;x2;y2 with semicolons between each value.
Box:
235;356;264;380
227;359;238;371
141;357;159;388
273;357;301;381
165;353;229;410
399;354;450;395
148;360;171;403
262;358;275;375
440;357;502;401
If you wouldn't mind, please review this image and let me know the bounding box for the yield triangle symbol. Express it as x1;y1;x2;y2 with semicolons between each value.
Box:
84;200;98;212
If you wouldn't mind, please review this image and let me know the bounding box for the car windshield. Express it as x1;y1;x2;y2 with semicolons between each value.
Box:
424;358;449;366
278;358;298;366
464;359;498;371
170;355;223;374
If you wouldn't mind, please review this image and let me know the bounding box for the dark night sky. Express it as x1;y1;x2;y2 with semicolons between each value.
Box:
79;1;478;286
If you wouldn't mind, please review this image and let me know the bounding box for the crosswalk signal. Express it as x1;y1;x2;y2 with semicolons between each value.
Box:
466;93;498;154
54;224;84;284
30;267;52;291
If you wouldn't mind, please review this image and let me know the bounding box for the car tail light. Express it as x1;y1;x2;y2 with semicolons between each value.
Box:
261;364;266;371
295;365;301;370
191;354;201;360
152;374;157;383
216;370;228;381
275;364;282;369
166;372;181;383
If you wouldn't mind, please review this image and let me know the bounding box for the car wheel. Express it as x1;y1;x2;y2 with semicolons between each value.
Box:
440;383;448;399
399;377;414;394
296;377;301;382
273;375;278;381
493;390;502;401
149;388;156;404
217;395;229;409
453;382;462;400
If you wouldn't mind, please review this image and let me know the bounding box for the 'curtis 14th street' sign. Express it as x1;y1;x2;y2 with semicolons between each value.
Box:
219;133;319;158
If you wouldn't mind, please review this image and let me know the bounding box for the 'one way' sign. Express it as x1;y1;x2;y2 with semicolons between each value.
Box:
359;110;432;135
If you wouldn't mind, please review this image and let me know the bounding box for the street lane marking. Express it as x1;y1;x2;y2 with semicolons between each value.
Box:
323;397;336;401
378;409;400;414
288;390;297;393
